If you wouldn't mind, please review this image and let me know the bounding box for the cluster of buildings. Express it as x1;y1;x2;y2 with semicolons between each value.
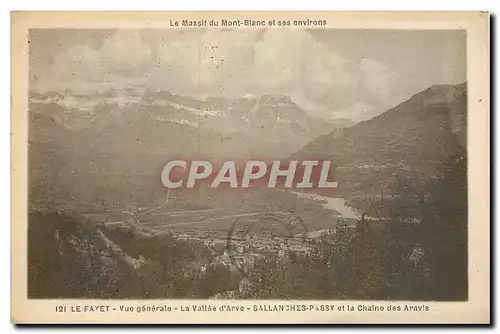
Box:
169;223;357;270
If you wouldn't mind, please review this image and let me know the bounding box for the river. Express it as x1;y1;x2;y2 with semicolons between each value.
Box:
288;191;361;220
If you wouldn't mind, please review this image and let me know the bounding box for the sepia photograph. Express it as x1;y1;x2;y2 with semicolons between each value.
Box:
11;11;490;324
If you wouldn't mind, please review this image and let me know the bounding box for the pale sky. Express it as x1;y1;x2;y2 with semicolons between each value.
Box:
29;28;466;121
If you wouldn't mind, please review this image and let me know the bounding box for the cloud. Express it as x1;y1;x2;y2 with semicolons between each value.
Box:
358;58;398;104
31;29;401;120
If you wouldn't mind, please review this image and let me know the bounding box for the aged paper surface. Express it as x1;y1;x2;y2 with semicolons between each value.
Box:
11;11;490;324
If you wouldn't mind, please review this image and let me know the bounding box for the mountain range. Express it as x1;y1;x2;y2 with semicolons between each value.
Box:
28;88;353;209
29;83;467;209
29;88;353;160
292;83;467;197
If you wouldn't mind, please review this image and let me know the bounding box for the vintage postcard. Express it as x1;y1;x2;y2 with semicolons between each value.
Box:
11;11;490;324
